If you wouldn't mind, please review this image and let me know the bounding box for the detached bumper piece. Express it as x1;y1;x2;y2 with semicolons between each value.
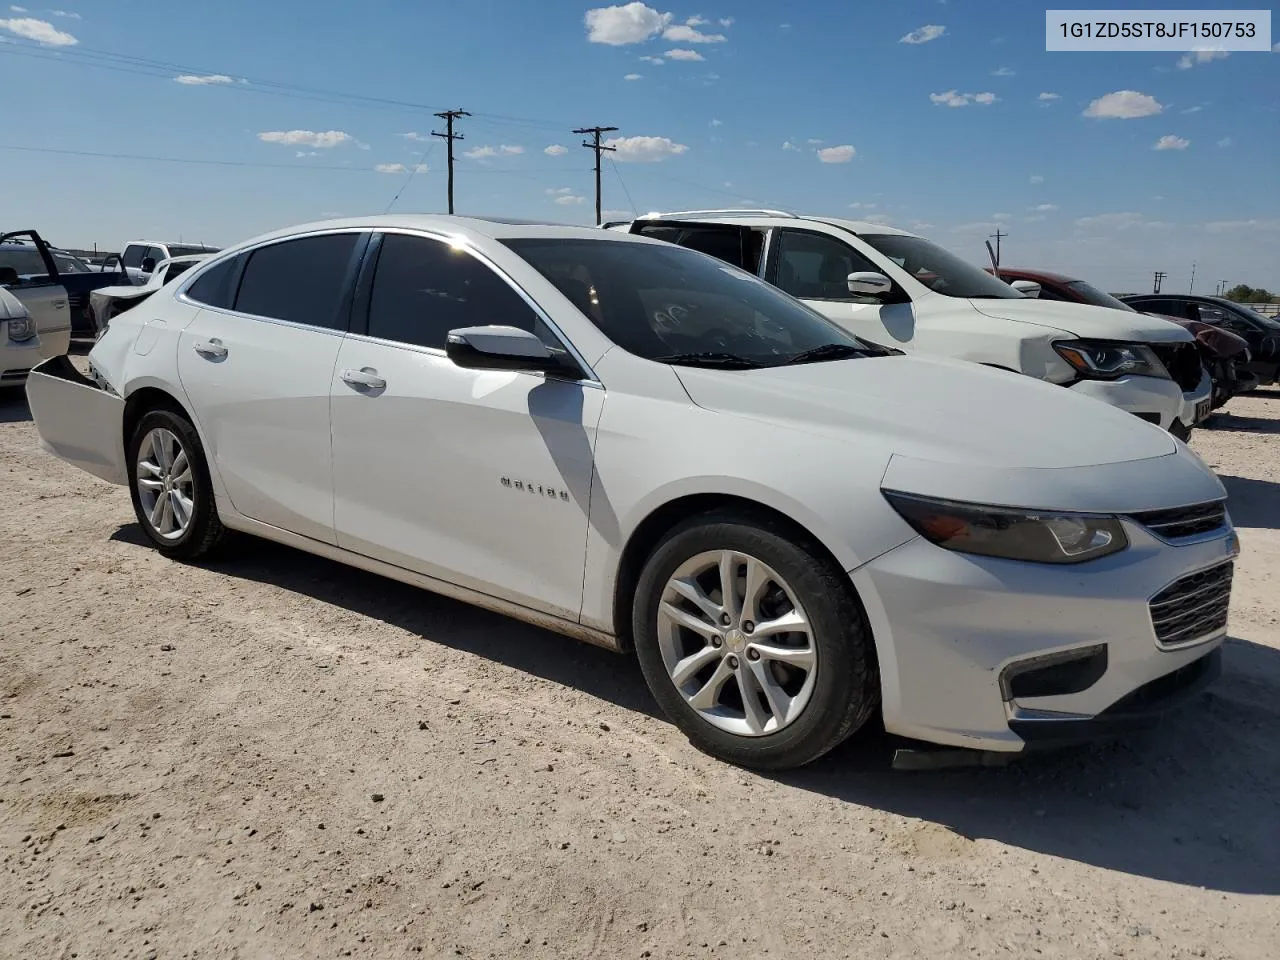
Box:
24;355;128;485
1009;646;1222;747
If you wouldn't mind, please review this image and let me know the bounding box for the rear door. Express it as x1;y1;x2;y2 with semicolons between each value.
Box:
0;231;71;358
176;231;369;544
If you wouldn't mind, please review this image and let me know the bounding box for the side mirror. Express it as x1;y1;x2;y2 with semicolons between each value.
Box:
140;257;157;273
445;325;576;376
1009;279;1042;298
847;271;893;297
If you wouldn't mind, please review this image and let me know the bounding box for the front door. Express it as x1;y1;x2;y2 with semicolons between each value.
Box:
765;227;911;349
329;231;603;620
176;231;367;544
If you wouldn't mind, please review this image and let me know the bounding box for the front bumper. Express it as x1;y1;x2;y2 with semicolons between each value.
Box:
1067;372;1208;433
24;355;127;484
851;518;1236;753
1;338;44;385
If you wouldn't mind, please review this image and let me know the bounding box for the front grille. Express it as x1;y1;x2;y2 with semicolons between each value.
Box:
1150;342;1205;392
1131;501;1227;540
1148;562;1232;647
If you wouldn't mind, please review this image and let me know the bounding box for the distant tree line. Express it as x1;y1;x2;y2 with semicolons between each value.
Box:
1224;284;1277;304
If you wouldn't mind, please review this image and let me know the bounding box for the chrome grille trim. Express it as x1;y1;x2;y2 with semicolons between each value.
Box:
1148;562;1233;648
1129;501;1227;541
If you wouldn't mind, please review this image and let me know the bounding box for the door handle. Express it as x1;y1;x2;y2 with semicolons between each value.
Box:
193;338;228;359
341;367;386;390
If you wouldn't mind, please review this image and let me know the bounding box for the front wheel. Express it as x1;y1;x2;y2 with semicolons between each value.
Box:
632;512;879;770
127;407;225;559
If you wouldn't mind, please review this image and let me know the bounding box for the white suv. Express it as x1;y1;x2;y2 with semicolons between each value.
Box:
624;210;1212;437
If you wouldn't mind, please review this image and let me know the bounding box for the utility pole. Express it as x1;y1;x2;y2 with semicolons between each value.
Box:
432;109;470;214
1153;270;1166;294
573;125;618;226
1188;260;1196;294
988;228;1007;268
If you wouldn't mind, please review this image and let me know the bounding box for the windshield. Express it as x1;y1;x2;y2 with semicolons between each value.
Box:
503;238;878;367
53;252;90;274
859;234;1022;299
1065;280;1135;312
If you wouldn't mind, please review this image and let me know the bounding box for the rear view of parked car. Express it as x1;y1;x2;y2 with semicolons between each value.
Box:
25;215;1235;771
623;210;1212;438
89;254;209;335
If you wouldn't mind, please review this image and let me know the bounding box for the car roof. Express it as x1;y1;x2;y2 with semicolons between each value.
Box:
211;214;675;254
632;212;918;237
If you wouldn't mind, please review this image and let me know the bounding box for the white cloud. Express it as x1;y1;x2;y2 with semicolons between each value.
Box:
1153;135;1190;150
806;137;823;145
258;129;352;149
1177;48;1229;69
910;221;936;231
929;90;998;107
1083;90;1163;119
1217;136;1233;148
664;48;704;61
585;2;671;45
375;163;429;174
848;202;877;209
782;140;799;151
663;23;726;43
463;144;524;159
992;212;1012;221
992;67;1015;76
639;54;664;64
49;8;80;18
554;194;586;206
900;24;946;44
1203;219;1280;234
864;214;892;224
710;118;723;126
544;144;569;156
174;74;234;86
719;17;733;27
686;15;707;25
8;5;26;10
295;151;319;158
950;221;1000;233
1024;215;1047;223
817;144;856;163
545;187;574;195
0;16;77;44
605;134;688;162
402;132;429;142
1074;212;1152;231
1038;92;1060;101
1030;174;1045;184
1181;105;1204;114
624;72;642;80
1032;203;1058;212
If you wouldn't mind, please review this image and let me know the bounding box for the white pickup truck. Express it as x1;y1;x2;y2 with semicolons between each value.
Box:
621;210;1212;438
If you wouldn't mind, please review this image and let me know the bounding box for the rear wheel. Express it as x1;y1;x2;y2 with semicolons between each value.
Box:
127;408;225;559
632;512;879;770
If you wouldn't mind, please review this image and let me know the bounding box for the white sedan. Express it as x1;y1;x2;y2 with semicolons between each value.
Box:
25;216;1237;769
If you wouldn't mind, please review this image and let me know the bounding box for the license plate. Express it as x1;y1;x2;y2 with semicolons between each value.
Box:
1194;399;1211;423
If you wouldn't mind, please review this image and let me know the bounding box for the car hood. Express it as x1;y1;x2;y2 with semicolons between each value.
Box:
675;353;1177;470
968;298;1193;343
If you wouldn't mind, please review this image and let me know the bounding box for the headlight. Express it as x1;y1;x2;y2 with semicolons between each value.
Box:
883;491;1128;564
1053;340;1168;380
5;316;36;342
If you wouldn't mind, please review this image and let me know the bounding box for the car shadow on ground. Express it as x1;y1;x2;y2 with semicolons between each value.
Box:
111;525;1280;896
0;389;32;424
1221;474;1280;530
1207;410;1280;434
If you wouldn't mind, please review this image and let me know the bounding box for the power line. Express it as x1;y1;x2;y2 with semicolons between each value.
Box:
384;143;436;213
573;126;618;226
432;110;470;214
606;157;638;216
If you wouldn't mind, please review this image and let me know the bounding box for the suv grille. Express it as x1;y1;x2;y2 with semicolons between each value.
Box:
1150;342;1205;392
1149;562;1232;647
1131;501;1227;540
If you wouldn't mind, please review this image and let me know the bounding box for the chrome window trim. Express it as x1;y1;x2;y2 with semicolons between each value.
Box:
176;224;602;385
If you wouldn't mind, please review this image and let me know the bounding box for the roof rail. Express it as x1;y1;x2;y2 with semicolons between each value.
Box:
636;208;798;221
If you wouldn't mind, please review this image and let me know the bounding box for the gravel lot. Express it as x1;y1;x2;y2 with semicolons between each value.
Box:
2;375;1278;960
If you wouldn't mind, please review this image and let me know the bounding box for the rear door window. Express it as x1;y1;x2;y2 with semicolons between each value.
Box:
184;255;243;309
234;233;361;329
121;245;146;269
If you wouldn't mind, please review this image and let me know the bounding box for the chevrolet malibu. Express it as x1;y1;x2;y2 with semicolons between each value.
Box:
25;216;1238;770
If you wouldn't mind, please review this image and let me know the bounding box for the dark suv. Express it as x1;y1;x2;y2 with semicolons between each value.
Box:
1122;294;1280;389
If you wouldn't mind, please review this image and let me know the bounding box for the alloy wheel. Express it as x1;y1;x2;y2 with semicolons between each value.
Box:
135;427;195;541
656;550;818;737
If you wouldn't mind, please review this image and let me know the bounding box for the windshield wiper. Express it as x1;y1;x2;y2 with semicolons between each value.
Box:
778;343;872;365
652;351;767;369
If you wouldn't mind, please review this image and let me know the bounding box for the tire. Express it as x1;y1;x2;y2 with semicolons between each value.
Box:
126;407;225;560
632;510;879;770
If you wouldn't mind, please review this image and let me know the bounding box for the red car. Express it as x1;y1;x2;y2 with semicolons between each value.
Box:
993;267;1253;410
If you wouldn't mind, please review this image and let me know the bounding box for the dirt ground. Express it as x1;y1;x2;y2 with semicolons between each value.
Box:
1;374;1277;960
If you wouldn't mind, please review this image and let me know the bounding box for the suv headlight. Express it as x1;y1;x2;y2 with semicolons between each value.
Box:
1054;339;1168;380
883;491;1128;564
5;316;36;342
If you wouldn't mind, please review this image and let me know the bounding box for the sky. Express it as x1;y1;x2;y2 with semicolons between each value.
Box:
1;0;1277;293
